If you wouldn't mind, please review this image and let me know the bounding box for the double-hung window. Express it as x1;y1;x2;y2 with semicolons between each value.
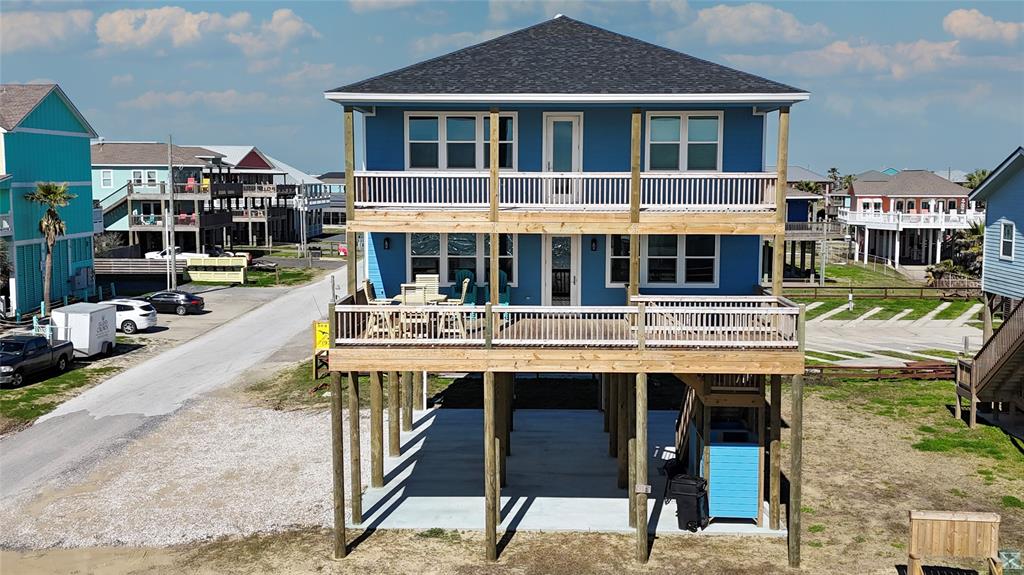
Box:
947;200;957;212
606;235;631;286
100;170;113;188
907;200;916;212
1001;222;1015;260
146;170;157;185
406;112;517;170
408;232;517;287
646;112;722;171
608;234;719;287
132;170;143;185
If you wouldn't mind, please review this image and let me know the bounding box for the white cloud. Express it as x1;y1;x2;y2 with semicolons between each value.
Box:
349;0;418;13
227;9;319;58
862;83;994;118
682;3;829;45
120;89;276;113
726;39;964;80
411;28;510;55
648;0;688;21
0;9;93;54
95;6;250;49
111;73;134;86
943;8;1022;44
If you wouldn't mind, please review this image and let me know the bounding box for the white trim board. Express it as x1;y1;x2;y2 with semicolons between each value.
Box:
11;181;92;188
326;92;810;104
9;127;93;138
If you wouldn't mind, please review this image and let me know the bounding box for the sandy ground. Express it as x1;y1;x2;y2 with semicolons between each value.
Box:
2;377;1021;575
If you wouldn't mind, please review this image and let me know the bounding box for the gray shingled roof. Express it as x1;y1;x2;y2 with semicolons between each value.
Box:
91;142;224;166
852;170;970;198
0;84;57;130
331;16;804;96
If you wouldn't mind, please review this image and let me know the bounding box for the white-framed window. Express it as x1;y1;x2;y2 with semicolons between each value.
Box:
132;170;143;185
907;199;916;211
607;234;719;288
895;200;904;212
1001;221;1015;260
921;200;931;211
645;111;723;172
947;199;957;212
407;232;518;287
404;111;518;171
146;170;157;184
606;235;631;287
100;170;113;188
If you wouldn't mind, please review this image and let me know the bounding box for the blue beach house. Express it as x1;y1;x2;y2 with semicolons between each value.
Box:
1;84;97;317
971;146;1024;313
323;15;809;560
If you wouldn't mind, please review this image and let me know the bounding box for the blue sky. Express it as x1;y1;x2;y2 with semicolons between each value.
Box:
2;1;1022;177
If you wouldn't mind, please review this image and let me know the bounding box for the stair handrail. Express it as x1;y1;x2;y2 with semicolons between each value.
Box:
99;182;131;212
971;297;1024;390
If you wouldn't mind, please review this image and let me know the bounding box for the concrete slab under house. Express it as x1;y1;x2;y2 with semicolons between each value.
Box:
320;14;808;567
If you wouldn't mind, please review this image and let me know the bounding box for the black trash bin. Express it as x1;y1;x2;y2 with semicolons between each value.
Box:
666;470;709;532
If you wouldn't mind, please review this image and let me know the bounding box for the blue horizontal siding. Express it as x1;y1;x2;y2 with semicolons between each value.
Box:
981;166;1024;300
709;444;759;519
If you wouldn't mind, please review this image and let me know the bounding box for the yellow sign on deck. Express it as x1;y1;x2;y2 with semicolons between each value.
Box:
313;320;330;351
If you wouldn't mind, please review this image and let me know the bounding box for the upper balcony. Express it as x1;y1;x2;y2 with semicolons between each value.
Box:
328;294;804;375
839;207;984;230
349;170;782;236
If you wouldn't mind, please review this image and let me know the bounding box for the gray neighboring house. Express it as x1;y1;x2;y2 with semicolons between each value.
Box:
318;171;346;226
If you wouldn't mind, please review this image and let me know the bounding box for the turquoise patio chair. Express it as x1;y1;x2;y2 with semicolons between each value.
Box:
453;269;477;305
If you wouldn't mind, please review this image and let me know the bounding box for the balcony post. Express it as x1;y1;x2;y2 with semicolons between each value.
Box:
635;371;649;563
347;370;363;524
788;303;805;567
344;106;358;300
489;108;501;307
629;108;642;299
369;371;384;487
772;106;790;297
327;301;346;558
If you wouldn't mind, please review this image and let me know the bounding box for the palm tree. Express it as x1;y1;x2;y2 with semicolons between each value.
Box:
794;180;824;195
23;182;76;313
964;169;990;190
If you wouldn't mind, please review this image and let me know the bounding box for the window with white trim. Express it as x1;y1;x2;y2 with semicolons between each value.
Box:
606;235;631;286
1001;222;1015;260
101;170;113;188
907;200;916;211
405;112;517;170
132;170;143;185
146;170;157;184
921;200;931;211
611;235;719;288
947;200;957;212
408;233;517;286
646;112;722;172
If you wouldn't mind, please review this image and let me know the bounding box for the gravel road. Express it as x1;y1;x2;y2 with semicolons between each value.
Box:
0;397;388;548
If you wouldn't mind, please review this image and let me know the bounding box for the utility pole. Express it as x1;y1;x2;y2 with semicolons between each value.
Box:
167;135;178;290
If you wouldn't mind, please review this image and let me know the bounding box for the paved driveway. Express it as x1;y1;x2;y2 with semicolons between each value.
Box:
0;266;355;500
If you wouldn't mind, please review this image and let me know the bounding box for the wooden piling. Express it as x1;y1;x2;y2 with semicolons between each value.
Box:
602;374;610;432
770;374;782;530
608;376;619;457
404;371;418;432
495;373;508;487
483;371;497;561
388;370;400;457
635;372;649;563
346;371;362;524
628;438;636;528
617;374;629;489
329;371;346;558
789;372;805;568
369;371;384;487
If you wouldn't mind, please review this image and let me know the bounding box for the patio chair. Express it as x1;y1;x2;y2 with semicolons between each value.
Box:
437;277;470;339
363;279;396;338
414;274;440;299
364;279;393;305
451;269;476;304
399;284;431;339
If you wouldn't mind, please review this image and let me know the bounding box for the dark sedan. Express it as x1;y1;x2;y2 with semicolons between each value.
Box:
144;290;205;316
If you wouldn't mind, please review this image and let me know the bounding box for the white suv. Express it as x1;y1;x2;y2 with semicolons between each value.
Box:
105;298;158;334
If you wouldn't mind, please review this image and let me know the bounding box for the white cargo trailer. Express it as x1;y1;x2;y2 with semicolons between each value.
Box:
51;303;117;358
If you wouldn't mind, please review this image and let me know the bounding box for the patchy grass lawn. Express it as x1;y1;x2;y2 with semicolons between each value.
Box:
914;348;963;360
823;263;919;287
932;299;980;320
247;361;454;411
870;349;933;362
245;268;321;287
0;365;122;433
828;298;939;321
805;351;848;362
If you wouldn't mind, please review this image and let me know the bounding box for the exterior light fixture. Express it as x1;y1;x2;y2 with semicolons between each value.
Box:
383;237;391;250
591;237;598;252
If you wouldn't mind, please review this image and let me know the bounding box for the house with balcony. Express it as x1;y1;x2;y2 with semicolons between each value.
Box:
764;165;844;283
956;147;1023;429
839;169;983;268
91;141;235;253
258;153;329;241
1;84;97;317
321;16;808;566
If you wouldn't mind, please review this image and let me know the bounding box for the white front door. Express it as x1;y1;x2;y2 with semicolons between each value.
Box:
542;234;580;306
543;113;582;205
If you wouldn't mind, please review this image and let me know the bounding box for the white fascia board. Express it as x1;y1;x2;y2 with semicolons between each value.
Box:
324;91;810;105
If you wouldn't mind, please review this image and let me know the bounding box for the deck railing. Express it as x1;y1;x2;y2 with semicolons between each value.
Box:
784;221;846;236
966;297;1024;391
353;171;777;212
839;208;984;228
334;297;799;350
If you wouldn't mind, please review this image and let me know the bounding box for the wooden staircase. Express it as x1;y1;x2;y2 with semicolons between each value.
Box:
956;297;1024;427
674;384;697;462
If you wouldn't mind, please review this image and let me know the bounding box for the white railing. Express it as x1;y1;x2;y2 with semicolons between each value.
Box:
0;212;11;236
839;207;984;228
353;171;778;212
334;297;800;350
243;183;278;195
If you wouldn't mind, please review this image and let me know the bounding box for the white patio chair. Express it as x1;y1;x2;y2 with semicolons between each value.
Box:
399;284;431;339
437;278;470;339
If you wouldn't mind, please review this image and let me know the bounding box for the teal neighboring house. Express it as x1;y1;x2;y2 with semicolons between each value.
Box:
971;146;1024;312
0;84;98;317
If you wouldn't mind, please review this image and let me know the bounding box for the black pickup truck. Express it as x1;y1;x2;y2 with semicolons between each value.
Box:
0;335;74;387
